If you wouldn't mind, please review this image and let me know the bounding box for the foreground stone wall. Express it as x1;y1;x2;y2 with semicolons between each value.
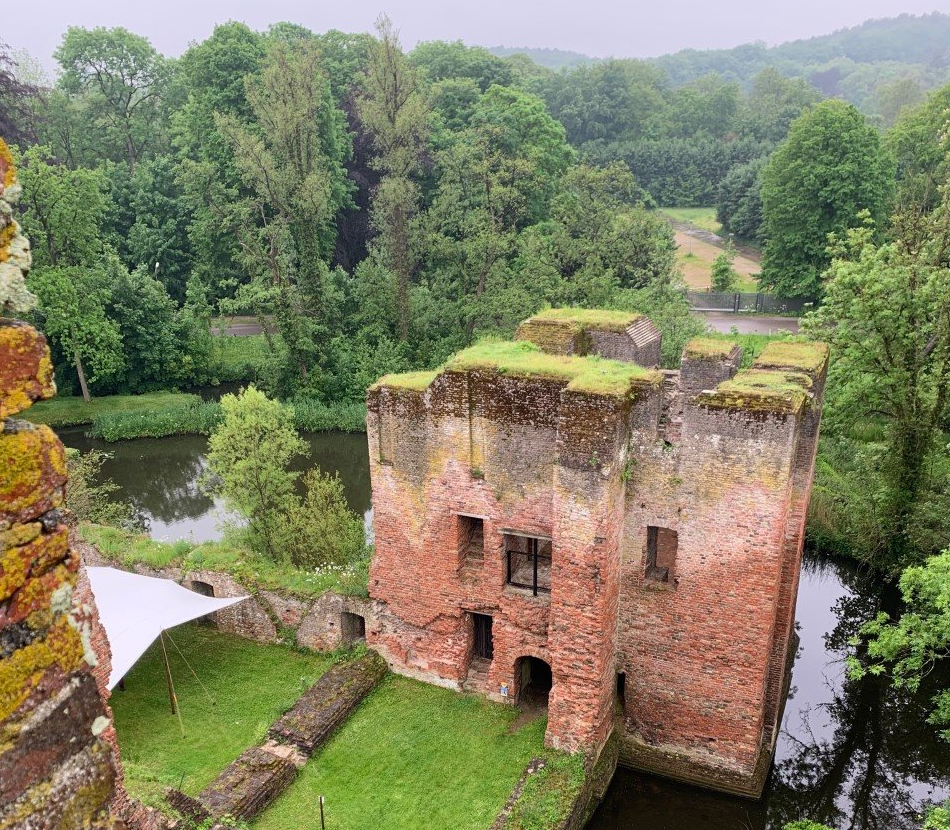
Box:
0;139;119;828
367;315;829;797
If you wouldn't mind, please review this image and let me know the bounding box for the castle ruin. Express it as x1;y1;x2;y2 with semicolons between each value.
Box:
366;308;829;797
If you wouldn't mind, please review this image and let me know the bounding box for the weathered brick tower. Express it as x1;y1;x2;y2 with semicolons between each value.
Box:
366;308;828;797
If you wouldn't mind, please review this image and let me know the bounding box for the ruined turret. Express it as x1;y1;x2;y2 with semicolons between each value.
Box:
366;307;828;798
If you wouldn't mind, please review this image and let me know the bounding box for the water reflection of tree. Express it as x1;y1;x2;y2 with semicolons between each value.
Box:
96;436;214;523
768;555;950;830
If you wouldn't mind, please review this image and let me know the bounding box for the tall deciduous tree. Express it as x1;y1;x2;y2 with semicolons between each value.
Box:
760;100;894;299
14;145;110;268
804;209;950;569
357;15;430;340
55;27;168;170
215;38;353;381
28;264;124;401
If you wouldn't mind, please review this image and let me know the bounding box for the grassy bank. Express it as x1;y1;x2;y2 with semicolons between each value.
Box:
80;523;369;599
22;391;201;428
255;674;547;830
209;334;270;383
661;206;722;234
111;623;333;807
85;397;366;441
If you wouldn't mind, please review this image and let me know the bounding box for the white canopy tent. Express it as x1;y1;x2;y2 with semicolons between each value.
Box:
87;566;248;691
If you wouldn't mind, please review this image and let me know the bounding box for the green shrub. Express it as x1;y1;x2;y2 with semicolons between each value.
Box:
286;470;367;571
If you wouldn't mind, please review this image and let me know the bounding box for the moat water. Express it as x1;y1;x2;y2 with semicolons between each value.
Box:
58;430;950;830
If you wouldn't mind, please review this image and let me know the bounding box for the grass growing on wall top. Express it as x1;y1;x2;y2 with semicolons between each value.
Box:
447;340;659;396
111;623;333;808
523;307;643;332
370;369;439;392
254;674;547;830
22;391;201;427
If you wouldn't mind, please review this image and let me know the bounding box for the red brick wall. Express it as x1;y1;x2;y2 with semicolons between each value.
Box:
367;341;827;796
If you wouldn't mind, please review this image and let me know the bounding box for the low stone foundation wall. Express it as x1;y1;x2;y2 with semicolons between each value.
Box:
79;541;378;654
170;652;387;823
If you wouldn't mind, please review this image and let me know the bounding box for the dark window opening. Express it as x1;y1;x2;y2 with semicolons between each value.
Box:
190;580;215;625
471;613;494;660
616;672;626;706
645;526;677;584
516;656;553;707
505;534;552;596
458;515;484;562
341;612;366;644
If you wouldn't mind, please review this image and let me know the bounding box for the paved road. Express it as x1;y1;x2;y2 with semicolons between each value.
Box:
699;312;800;335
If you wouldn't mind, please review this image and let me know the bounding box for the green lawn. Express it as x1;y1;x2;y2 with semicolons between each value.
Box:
23;391;201;427
255;674;547;830
110;623;333;808
661;206;722;234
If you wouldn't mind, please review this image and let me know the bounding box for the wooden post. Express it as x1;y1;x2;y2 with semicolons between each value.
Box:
160;632;185;737
319;795;325;830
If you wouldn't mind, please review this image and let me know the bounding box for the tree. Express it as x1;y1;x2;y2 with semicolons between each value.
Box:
173;21;266;301
740;68;822;143
215;38;354;382
850;550;950;744
409;40;513;91
65;448;138;529
14;145;110;268
125;155;194;302
357;15;430;341
27;265;124;401
710;244;739;291
205;387;306;562
418;85;573;343
286;469;365;570
716;155;766;242
760;100;894;299
804;211;950;570
0;41;40;146
54;27;168;170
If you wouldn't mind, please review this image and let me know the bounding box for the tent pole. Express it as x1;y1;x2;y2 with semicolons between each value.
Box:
160;631;185;737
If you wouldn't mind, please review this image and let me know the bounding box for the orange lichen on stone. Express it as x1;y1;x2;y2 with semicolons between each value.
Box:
0;526;67;602
0;321;56;418
0;139;13;193
0;424;67;525
0;616;86;722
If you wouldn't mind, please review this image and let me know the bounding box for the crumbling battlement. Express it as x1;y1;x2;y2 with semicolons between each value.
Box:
0;138;118;829
367;309;829;798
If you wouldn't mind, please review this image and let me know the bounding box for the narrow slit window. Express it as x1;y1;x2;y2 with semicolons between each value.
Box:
645;526;677;584
505;534;552;596
458;515;484;562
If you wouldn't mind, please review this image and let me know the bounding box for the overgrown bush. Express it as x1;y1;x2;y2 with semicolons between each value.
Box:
286;470;367;571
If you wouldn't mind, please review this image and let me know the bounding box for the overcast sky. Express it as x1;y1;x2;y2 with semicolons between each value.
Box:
7;0;950;75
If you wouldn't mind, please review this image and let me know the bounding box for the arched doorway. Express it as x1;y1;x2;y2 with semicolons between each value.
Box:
515;656;552;709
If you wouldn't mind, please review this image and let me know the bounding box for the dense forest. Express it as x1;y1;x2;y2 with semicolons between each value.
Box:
0;13;948;583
